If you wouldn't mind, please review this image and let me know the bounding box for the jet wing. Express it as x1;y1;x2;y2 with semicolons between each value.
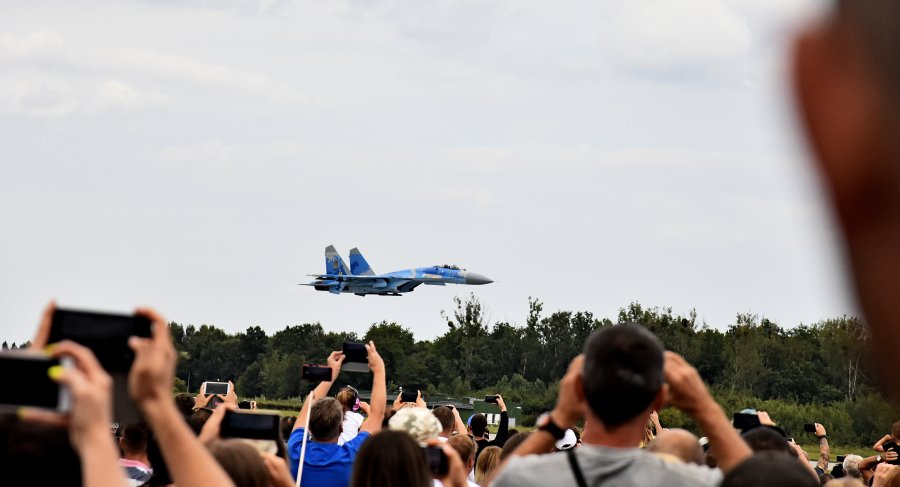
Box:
307;274;381;281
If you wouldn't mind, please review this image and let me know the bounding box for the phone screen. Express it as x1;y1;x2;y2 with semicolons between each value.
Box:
221;411;281;440
204;382;230;395
50;309;152;372
0;354;63;409
401;389;417;402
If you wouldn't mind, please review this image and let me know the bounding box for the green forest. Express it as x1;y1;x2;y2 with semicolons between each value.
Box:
3;295;893;446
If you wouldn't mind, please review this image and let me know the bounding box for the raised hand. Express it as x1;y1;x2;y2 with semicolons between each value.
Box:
128;308;176;408
550;355;585;429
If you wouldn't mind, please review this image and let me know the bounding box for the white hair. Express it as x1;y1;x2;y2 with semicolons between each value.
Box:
843;454;863;470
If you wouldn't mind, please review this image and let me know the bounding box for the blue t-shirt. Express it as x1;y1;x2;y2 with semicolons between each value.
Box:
288;427;371;487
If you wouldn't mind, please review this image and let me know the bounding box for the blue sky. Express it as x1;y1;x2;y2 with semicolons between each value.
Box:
0;0;850;344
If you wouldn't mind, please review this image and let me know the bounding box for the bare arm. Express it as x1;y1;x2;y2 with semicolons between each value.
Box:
664;352;751;473
451;407;467;436
487;357;585;486
294;392;314;431
875;434;893;452
360;341;386;434
130;309;235;487
815;423;830;472
52;342;128;487
313;351;345;400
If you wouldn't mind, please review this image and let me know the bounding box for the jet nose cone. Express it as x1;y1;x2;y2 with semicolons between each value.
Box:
465;272;493;285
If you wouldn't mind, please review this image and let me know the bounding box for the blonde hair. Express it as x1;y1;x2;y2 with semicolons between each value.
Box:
475;446;502;484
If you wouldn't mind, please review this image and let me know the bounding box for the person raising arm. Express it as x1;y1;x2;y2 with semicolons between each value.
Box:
128;308;235;487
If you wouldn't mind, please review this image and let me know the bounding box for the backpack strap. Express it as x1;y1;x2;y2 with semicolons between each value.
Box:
566;448;589;487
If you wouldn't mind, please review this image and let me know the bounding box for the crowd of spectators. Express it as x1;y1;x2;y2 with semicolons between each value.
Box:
5;305;900;487
6;0;900;485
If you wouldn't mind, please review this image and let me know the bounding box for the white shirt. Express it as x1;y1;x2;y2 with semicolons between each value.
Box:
337;411;364;446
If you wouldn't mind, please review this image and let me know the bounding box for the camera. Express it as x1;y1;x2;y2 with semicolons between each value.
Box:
422;446;449;475
301;364;333;382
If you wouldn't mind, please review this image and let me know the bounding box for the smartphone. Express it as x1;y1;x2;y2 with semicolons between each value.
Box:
341;342;369;373
485;395;499;404
301;364;333;382
203;381;231;396
423;445;449;476
803;423;817;433
0;352;71;412
732;412;761;431
221;410;281;440
836;455;847;463
49;308;152;373
400;389;417;403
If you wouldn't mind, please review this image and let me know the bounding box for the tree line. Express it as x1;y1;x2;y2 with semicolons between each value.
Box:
2;295;893;444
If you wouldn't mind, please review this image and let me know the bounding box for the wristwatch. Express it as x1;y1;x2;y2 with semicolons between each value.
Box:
877;455;883;463
536;412;566;440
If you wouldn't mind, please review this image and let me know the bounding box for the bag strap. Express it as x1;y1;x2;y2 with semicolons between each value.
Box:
566;448;588;487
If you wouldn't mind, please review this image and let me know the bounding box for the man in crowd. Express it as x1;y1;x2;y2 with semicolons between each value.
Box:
470;394;509;462
118;423;153;487
490;324;751;486
433;406;457;442
288;341;385;486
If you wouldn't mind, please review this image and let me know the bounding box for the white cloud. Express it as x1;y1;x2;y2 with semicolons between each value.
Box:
0;30;310;117
599;0;753;74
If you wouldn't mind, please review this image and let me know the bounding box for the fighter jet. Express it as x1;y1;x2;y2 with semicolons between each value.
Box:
302;245;493;296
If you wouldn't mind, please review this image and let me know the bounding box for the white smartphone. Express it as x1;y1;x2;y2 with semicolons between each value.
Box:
202;381;231;396
0;351;72;413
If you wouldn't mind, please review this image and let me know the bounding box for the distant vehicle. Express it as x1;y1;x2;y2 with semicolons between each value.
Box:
302;245;493;296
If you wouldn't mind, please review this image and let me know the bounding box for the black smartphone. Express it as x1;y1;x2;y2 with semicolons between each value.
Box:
49;308;152;372
0;353;71;412
221;410;281;440
485;395;499;404
732;412;761;431
423;445;449;476
302;364;333;382
836;455;846;463
341;342;369;373
803;423;817;433
401;389;417;403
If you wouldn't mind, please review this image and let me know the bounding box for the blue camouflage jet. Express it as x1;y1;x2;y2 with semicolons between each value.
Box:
302;245;493;296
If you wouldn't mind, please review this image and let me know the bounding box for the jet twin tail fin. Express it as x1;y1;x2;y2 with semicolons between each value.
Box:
325;245;351;276
349;248;375;276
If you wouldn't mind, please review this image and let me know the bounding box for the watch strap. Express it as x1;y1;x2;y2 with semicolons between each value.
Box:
538;414;566;440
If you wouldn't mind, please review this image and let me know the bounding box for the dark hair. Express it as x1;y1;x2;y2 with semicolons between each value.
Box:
741;427;791;455
208;439;269;487
174;393;195;418
470;414;488;437
121;423;150;455
892;421;900;439
281;417;295;443
189;408;213;435
432;406;454;432
500;431;532;460
309;398;343;440
350;430;432;487
582;324;664;427
0;413;82;485
722;452;819;487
